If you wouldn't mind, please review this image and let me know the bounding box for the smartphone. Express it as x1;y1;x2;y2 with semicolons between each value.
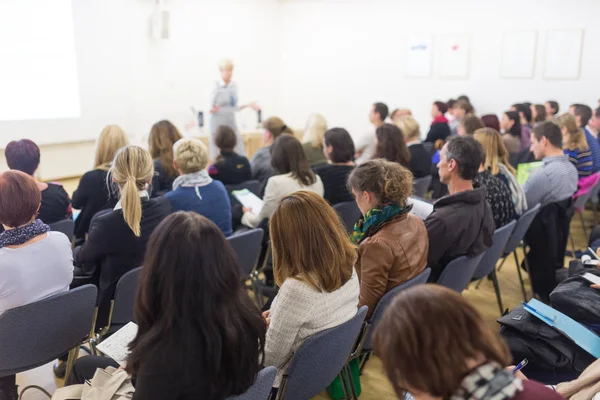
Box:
197;111;204;128
582;272;600;285
257;109;262;124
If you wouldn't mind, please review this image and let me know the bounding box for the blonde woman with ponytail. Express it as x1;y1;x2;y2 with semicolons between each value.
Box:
347;159;428;318
75;145;171;327
72;125;129;242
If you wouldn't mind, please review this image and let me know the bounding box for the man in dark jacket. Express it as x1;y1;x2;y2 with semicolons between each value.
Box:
425;136;495;282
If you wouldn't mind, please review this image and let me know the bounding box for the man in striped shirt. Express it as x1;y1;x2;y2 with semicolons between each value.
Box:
570;103;600;173
523;122;578;208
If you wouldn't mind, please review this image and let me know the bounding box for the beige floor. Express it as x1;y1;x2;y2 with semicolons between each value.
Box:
29;178;592;400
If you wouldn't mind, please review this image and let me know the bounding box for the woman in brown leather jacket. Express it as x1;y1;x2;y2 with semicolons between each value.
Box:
348;159;429;318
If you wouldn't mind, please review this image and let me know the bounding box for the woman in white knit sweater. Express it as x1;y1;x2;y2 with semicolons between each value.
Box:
263;190;360;388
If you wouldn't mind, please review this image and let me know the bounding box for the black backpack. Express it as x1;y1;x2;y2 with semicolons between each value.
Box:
550;269;600;326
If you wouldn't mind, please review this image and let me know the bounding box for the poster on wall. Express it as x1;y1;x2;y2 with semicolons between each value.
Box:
543;29;584;80
405;35;432;78
501;31;537;79
438;34;470;78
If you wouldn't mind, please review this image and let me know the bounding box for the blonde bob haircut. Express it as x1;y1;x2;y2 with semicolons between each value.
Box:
303;113;328;149
219;58;234;71
270;191;355;292
473;128;516;176
94;125;129;170
111;146;154;237
173;138;209;175
396;116;420;141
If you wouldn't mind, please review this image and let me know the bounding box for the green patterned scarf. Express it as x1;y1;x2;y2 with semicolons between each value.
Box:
351;202;411;244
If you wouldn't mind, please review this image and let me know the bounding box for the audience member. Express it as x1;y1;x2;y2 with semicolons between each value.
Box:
530;104;547;125
374;285;564;400
265;191;359;388
474;128;527;216
570;103;600;173
348;160;428;317
556;113;593;179
511;103;532;150
445;99;456;120
545;100;560;119
251;116;293;187
458;114;485;136
500;111;522;156
148;120;183;195
481;114;501;131
588;107;600;139
424;136;494;281
301;113;328;166
397;116;431;179
208;125;251;185
312;127;355;205
67;212;266;400
390;108;412;123
425;101;451;143
356;102;388;164
5;139;72;225
72;125;127;242
449;99;473;136
373;123;410;168
473;150;517;228
242;135;324;228
74;146;171;327
523;121;578;207
165;138;232;236
0;171;73;399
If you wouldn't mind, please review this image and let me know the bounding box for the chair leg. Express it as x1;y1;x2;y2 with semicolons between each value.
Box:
570;232;577;257
496;256;507;272
490;269;504;315
64;346;79;383
593;203;598;225
513;250;527;302
359;352;370;374
344;364;358;400
580;212;588;239
474;278;484;289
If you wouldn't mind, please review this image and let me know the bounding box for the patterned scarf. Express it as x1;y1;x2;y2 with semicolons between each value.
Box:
450;362;524;400
0;219;50;248
351;203;411;244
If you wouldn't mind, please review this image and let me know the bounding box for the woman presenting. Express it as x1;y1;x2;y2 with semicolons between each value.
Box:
209;59;260;159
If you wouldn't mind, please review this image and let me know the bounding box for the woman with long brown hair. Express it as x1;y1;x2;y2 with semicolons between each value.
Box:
72;124;128;242
348;159;428;318
373;123;410;168
474;128;527;216
264;191;359;388
148;120;183;195
68;212;267;400
374;285;562;400
241;134;323;228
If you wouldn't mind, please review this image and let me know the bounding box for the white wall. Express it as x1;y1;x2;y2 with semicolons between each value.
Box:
277;0;600;142
0;0;280;148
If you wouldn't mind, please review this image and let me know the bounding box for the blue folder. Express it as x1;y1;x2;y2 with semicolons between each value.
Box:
523;299;600;359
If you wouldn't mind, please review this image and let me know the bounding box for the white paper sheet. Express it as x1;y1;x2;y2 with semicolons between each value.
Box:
232;189;264;214
96;322;138;366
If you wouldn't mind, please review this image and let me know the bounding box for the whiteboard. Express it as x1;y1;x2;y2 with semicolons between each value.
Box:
544;29;584;80
438;34;470;78
501;31;537;79
405;35;432;78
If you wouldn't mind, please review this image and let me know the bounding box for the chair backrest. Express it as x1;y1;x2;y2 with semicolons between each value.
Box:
226;180;261;197
0;285;97;377
363;268;431;351
334;201;362;234
413;176;432;198
49;219;75;241
110;267;142;327
226;366;277;400
503;203;541;254
472;220;516;280
279;306;368;400
227;228;264;277
437;253;485;293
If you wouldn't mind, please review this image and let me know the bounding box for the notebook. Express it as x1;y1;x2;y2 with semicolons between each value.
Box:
96;322;138;366
408;196;434;220
232;189;264;214
516;161;544;186
523;299;600;358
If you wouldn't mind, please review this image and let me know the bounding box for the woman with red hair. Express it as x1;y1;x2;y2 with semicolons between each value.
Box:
4;139;72;224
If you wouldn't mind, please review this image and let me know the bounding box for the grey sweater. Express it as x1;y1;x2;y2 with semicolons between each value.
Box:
250;146;273;187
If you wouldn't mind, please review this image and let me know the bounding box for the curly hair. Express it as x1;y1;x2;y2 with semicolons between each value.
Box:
347;159;413;206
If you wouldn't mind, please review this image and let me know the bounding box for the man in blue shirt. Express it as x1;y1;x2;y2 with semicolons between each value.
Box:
570;103;600;173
